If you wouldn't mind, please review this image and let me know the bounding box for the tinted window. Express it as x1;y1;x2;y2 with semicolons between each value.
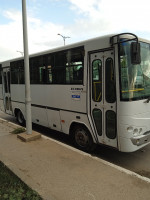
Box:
93;108;102;136
11;60;24;84
105;58;116;103
106;110;116;139
11;62;18;84
53;52;66;84
30;56;47;84
10;46;84;85
18;62;24;84
7;71;10;92
4;72;8;93
46;54;54;84
46;47;84;85
66;48;84;84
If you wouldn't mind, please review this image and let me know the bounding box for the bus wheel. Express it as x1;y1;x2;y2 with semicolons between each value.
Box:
16;110;25;126
72;125;95;152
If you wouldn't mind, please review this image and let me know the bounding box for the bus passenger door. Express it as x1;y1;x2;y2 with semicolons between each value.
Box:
2;68;12;114
90;50;117;148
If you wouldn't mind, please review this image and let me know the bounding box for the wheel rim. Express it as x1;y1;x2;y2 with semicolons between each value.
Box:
75;128;89;148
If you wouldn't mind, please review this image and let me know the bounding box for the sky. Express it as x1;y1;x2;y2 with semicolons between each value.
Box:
0;0;150;61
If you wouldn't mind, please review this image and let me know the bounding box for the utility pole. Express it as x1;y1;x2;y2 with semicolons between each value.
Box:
22;0;32;134
57;33;70;45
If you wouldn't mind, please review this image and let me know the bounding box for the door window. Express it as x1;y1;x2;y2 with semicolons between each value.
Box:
92;109;102;136
7;72;10;93
105;58;116;103
92;59;102;102
4;72;8;93
106;110;116;139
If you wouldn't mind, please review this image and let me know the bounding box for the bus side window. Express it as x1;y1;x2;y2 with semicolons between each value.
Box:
47;65;52;83
66;47;84;84
45;54;54;84
30;58;39;84
11;60;24;84
39;66;46;84
53;52;66;84
30;56;47;84
18;60;24;84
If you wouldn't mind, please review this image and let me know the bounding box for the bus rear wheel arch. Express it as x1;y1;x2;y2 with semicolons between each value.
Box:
15;109;25;126
70;123;96;152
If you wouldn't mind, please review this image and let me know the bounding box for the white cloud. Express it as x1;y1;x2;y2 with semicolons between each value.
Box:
1;0;150;61
0;10;23;61
0;9;68;61
69;0;150;36
69;0;97;15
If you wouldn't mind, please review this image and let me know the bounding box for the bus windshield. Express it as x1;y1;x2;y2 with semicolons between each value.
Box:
119;41;150;101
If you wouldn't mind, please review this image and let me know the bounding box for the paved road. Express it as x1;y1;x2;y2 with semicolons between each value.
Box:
0;111;150;179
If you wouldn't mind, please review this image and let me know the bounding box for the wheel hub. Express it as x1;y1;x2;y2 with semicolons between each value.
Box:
75;130;89;147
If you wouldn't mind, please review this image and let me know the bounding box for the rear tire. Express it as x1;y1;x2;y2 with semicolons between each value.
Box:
72;125;96;152
16;110;25;126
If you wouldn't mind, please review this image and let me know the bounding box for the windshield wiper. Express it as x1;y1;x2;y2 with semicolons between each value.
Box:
144;97;150;103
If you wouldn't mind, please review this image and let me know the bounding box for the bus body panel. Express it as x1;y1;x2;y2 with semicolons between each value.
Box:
117;101;150;152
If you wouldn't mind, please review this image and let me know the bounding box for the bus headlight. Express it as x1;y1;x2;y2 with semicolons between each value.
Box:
127;126;133;132
127;126;143;136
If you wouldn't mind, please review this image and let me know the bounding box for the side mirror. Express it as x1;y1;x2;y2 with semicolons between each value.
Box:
131;42;141;64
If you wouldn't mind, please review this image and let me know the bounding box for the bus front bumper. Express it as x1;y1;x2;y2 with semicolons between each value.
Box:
131;131;150;146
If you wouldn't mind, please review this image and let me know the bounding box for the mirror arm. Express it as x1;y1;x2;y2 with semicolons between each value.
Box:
110;33;138;46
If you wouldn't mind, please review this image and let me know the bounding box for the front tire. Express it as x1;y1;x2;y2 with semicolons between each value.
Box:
16;110;25;126
72;125;96;152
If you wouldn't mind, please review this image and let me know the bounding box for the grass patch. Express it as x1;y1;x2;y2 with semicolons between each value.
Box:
0;161;42;200
11;127;26;134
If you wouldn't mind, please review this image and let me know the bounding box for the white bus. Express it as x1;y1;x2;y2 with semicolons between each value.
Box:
0;32;150;152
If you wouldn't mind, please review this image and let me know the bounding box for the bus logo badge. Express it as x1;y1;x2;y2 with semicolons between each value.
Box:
72;94;80;101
